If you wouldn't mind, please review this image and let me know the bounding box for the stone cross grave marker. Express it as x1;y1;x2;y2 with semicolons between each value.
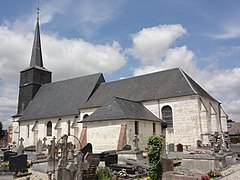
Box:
133;134;139;151
36;139;43;153
42;137;47;151
18;137;24;155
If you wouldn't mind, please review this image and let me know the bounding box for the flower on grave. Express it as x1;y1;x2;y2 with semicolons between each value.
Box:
201;174;210;180
207;170;222;177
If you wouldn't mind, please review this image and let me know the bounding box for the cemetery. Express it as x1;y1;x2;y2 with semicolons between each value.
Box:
1;132;240;179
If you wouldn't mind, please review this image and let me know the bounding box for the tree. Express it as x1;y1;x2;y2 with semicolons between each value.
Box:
147;135;165;180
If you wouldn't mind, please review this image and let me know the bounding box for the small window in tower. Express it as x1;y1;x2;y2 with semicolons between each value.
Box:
40;73;45;84
24;72;28;84
47;121;52;136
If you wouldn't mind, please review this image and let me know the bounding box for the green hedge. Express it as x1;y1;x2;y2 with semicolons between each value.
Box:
147;135;165;180
230;136;240;144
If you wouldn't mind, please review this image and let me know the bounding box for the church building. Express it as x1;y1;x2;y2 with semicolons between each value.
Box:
12;17;228;153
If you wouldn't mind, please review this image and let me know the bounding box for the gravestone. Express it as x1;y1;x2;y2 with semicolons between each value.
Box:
105;153;118;167
197;140;202;148
82;153;100;180
176;143;183;152
42;137;47;151
81;143;92;156
133;135;139;151
168;143;174;152
160;158;174;172
18;137;24;155
122;144;131;151
9;154;28;173
36;139;43;153
3;151;17;162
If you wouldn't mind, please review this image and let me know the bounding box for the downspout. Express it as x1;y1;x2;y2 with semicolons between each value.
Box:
218;103;223;133
18;121;20;145
158;99;161;118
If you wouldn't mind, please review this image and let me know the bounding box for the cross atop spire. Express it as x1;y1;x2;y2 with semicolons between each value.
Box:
30;2;43;68
36;1;40;21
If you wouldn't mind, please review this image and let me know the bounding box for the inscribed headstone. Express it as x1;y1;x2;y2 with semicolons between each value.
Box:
3;151;17;162
9;154;28;173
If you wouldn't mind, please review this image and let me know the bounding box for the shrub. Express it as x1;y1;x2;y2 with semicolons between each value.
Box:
230;136;240;144
147;135;165;180
96;166;111;180
0;161;9;167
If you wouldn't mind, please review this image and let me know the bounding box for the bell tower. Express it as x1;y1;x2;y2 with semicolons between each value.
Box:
16;10;52;115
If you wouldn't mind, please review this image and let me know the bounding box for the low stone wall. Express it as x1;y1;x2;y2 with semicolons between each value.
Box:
230;144;240;154
168;152;238;174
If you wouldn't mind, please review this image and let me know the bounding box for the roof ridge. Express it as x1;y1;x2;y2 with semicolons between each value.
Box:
113;96;139;103
104;68;179;84
47;72;103;85
179;68;197;94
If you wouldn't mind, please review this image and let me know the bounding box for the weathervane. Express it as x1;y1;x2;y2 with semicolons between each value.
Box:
36;1;41;20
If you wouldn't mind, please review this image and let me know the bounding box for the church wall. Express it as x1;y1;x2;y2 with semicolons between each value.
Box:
86;120;122;153
142;95;226;149
143;96;201;149
220;107;228;132
18;115;82;147
126;120;162;150
19;120;36;146
85;119;162;153
12;116;20;144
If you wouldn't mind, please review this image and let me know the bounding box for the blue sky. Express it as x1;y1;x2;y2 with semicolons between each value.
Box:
1;0;240;128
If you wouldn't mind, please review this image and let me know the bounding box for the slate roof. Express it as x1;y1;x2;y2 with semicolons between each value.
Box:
81;68;217;109
19;73;105;121
228;122;240;135
82;97;162;122
21;19;50;72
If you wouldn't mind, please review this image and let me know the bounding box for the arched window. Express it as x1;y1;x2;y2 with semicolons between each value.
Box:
161;106;173;127
83;114;89;119
47;121;52;136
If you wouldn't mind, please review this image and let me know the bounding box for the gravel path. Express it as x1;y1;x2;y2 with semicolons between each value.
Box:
15;169;48;180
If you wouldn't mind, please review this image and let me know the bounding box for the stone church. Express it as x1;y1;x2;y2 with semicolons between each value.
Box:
12;18;228;153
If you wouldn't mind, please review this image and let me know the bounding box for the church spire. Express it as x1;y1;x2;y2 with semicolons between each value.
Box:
15;3;52;116
30;3;43;68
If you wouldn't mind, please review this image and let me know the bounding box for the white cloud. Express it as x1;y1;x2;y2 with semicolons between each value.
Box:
0;20;126;129
129;24;240;121
128;24;195;76
129;24;187;65
43;36;125;80
209;23;240;40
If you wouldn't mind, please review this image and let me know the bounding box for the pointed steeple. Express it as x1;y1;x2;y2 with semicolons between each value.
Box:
30;18;43;68
16;5;52;116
